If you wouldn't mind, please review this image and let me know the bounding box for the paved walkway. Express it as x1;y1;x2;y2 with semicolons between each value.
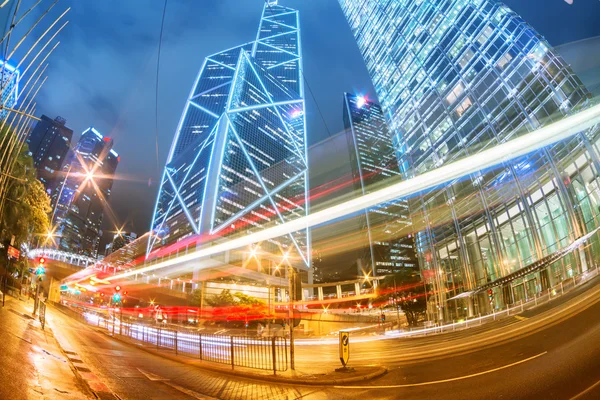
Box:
0;295;93;400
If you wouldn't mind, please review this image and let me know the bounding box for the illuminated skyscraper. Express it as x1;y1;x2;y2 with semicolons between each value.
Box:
149;1;309;269
343;93;418;276
27;115;73;195
0;59;19;118
339;0;600;320
54;128;119;258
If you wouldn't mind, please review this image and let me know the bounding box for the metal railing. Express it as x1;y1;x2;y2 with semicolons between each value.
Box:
65;306;288;374
387;263;600;338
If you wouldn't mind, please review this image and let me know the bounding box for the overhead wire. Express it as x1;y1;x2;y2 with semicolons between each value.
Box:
154;0;168;179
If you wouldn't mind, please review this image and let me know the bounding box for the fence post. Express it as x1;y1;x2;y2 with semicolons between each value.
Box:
198;334;202;360
119;308;123;336
175;330;178;355
112;312;115;336
230;336;235;370
157;328;160;349
272;337;277;376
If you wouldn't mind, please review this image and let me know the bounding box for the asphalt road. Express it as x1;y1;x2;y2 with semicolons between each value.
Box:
20;276;600;399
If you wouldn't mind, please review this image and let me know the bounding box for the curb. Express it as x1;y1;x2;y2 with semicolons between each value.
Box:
106;332;387;386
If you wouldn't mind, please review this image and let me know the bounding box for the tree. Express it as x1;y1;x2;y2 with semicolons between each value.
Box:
0;140;51;248
205;289;264;307
374;269;428;326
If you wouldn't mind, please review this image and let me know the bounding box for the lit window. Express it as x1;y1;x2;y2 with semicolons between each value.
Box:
477;25;494;46
496;52;513;70
446;82;465;105
456;97;473;117
458;48;475;69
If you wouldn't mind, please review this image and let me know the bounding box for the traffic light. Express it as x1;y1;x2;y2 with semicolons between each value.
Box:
36;257;46;276
487;289;494;304
113;285;122;303
381;313;386;323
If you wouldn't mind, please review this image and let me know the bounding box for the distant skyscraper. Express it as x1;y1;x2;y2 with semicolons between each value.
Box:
0;59;19;118
339;0;599;320
105;231;137;256
149;1;309;269
54;128;119;258
27;115;73;195
343;93;418;277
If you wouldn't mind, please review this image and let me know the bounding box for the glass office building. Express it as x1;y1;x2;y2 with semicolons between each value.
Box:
339;0;600;320
149;1;310;269
27;115;73;195
54;128;119;258
343;93;418;276
0;59;19;118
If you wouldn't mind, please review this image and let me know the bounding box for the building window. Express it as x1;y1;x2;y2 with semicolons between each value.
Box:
456;97;473;117
446;82;465;105
496;52;513;70
477;25;494;46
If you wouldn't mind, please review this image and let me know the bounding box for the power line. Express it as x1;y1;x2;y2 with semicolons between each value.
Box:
154;0;168;177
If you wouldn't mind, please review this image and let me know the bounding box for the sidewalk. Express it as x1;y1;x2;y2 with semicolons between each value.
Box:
0;296;94;399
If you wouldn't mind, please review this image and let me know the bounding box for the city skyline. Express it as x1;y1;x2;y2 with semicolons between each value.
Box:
2;3;600;397
15;0;600;249
53;127;119;257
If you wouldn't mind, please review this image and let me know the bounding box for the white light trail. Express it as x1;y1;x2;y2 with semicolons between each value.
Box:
109;102;600;281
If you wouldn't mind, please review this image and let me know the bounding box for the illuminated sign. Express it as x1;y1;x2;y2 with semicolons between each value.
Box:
7;245;20;259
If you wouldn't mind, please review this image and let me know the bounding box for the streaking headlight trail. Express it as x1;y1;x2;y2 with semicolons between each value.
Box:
109;102;600;281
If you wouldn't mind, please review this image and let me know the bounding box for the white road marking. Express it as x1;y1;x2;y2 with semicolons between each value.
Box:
334;351;547;389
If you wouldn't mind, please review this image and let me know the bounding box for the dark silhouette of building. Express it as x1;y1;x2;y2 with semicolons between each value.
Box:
26;115;73;195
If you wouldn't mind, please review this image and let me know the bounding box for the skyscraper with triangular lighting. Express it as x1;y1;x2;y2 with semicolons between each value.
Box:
149;1;309;270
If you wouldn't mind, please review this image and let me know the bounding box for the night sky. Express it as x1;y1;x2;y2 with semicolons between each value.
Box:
19;0;600;247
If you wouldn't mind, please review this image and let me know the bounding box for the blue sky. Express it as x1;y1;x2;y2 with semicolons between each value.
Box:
15;0;600;244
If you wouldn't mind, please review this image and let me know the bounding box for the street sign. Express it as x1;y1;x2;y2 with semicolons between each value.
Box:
7;245;20;259
339;331;350;367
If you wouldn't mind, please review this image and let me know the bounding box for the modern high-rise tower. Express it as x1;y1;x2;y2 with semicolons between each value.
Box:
0;59;19;118
339;0;600;320
54;128;119;258
27;115;73;195
149;1;310;269
343;93;418;277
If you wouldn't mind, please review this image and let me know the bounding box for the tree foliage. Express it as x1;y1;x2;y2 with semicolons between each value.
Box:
205;289;264;307
0;137;51;247
374;269;428;326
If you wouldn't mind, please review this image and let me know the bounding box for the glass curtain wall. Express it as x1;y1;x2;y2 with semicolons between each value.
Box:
338;0;600;321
